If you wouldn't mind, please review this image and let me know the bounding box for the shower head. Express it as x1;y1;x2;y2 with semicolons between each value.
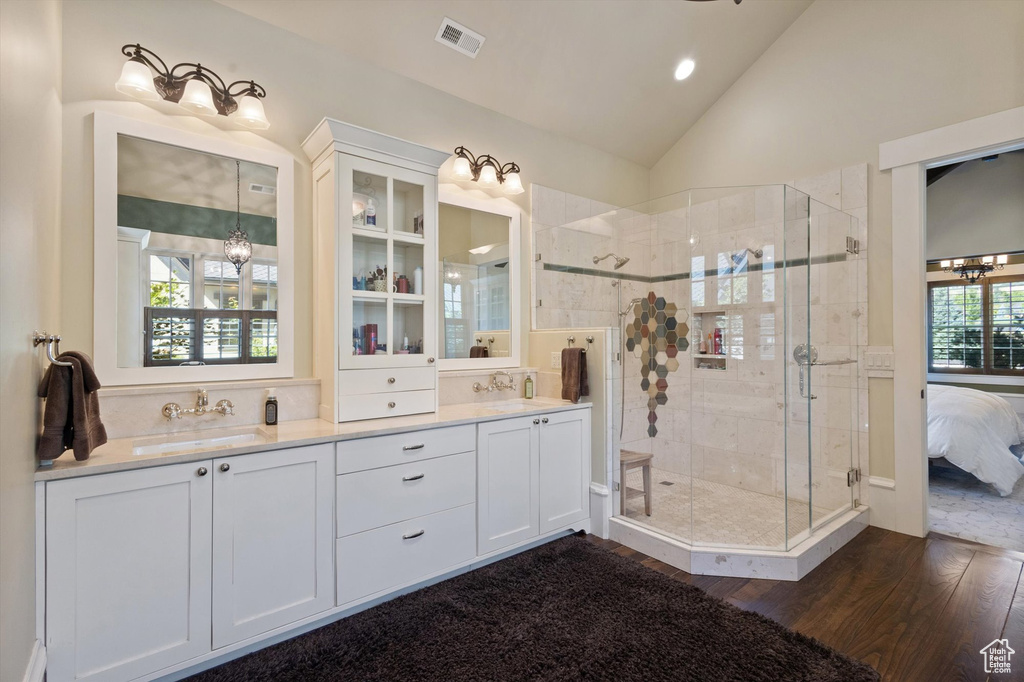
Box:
731;248;763;265
618;297;644;317
593;253;630;269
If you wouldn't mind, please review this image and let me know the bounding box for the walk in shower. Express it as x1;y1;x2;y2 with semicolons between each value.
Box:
534;184;865;553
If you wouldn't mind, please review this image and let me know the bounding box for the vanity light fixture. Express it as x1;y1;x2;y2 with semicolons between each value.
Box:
224;160;253;275
940;254;1007;283
115;44;270;130
450;146;524;195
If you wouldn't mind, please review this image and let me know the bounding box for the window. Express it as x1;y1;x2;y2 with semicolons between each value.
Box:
928;276;1023;375
143;251;277;366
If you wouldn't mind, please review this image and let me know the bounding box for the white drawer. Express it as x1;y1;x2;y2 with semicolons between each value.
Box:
336;504;476;605
337;389;435;423
338;367;435;396
337;451;475;537
336;424;475;474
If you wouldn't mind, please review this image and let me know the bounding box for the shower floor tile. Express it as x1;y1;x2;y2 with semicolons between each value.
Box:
621;467;835;549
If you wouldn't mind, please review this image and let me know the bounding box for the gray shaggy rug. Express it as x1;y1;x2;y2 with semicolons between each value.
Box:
188;534;878;681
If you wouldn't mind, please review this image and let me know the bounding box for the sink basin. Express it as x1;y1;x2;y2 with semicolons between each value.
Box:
131;427;271;457
483;400;547;414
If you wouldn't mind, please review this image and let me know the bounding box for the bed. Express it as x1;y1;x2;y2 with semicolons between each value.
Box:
927;384;1024;496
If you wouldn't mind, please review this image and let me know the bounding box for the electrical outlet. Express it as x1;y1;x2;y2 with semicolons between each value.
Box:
551;352;561;369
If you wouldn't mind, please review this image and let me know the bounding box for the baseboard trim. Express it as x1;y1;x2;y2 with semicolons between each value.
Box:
22;640;45;682
867;476;897;531
589;483;611;539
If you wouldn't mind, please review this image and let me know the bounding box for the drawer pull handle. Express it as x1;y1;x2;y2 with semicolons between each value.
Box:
402;473;425;482
388;377;396;384
403;530;425;540
402;444;425;451
388;401;397;408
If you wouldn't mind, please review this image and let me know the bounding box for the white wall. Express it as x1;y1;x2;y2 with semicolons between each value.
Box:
926;151;1024;261
59;0;651;380
649;0;1024;479
0;0;62;678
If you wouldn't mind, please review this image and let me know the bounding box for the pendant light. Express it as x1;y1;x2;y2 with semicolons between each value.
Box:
224;160;252;275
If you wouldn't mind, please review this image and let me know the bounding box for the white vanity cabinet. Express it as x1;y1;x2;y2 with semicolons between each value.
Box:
303;118;451;423
211;446;334;648
44;444;335;682
45;461;214;682
477;408;591;554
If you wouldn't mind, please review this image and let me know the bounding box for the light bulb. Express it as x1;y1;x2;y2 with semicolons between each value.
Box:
953;259;965;267
452;156;473;180
235;94;270;130
115;59;159;101
502;171;524;195
996;254;1008;265
674;59;695;81
940;260;951;269
982;255;994;264
477;164;499;188
179;78;217;116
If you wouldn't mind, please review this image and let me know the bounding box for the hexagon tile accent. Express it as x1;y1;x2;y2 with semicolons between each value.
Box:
624;292;688;437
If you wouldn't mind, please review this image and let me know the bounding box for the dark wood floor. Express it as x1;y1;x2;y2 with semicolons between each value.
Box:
587;527;1024;682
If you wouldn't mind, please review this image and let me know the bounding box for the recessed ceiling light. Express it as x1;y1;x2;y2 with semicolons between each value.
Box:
674;59;695;81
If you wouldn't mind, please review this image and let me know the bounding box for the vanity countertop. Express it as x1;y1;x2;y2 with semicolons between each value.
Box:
36;398;590;481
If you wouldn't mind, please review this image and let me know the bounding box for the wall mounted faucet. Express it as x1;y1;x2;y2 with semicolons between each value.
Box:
473;371;518;393
162;388;235;420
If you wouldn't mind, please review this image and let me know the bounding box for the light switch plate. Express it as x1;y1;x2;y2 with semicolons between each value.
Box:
551;352;561;369
865;346;894;378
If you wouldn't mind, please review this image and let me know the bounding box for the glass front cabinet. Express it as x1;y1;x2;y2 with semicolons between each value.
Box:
304;119;450;422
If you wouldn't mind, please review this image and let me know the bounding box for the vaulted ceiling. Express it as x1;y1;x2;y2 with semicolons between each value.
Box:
217;0;811;167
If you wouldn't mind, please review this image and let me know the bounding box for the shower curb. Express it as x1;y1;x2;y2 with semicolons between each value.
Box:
608;506;869;581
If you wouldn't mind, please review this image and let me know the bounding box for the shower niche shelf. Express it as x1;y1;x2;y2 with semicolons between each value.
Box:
692;309;728;370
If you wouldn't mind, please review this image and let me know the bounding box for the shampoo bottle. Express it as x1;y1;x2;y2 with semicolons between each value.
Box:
524;376;534;399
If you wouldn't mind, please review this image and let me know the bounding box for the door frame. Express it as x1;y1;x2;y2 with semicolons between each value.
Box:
879;106;1024;537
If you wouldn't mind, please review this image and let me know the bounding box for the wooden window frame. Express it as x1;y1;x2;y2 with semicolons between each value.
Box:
927;274;1024;376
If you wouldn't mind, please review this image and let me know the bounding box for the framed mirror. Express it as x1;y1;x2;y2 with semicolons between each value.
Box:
93;112;294;384
437;187;521;370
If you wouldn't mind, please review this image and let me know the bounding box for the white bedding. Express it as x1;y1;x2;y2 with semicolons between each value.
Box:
927;384;1024;496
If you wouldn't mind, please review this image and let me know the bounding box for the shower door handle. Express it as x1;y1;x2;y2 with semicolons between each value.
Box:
810;358;857;366
798;365;817;400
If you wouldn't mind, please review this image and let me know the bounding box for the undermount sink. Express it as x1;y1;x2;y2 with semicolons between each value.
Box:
483;399;547;413
131;427;271;457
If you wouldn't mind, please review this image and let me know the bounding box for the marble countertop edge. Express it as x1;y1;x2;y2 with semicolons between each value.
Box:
36;399;591;482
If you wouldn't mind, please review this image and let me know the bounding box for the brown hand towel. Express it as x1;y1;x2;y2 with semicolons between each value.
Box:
560;347;589;404
469;345;489;358
36;351;107;461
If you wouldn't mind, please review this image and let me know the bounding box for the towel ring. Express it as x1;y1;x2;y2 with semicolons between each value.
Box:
33;331;72;367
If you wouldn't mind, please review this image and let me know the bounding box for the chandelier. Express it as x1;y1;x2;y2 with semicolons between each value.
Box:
115;44;270;130
941;255;1007;283
450;146;524;195
224;161;252;275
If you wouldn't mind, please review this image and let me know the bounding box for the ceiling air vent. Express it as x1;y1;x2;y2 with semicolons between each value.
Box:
248;183;276;196
435;17;485;59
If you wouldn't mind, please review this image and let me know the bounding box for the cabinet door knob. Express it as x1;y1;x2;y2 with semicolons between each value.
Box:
533;419;540;425
427;357;435;364
388;401;397;408
402;530;425;540
197;467;208;477
542;418;549;424
388;377;396;384
220;463;230;472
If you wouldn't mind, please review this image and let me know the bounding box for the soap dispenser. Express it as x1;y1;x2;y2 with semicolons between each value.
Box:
265;390;278;425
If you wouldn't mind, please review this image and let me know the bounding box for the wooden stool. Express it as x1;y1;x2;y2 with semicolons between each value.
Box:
620;449;653;516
